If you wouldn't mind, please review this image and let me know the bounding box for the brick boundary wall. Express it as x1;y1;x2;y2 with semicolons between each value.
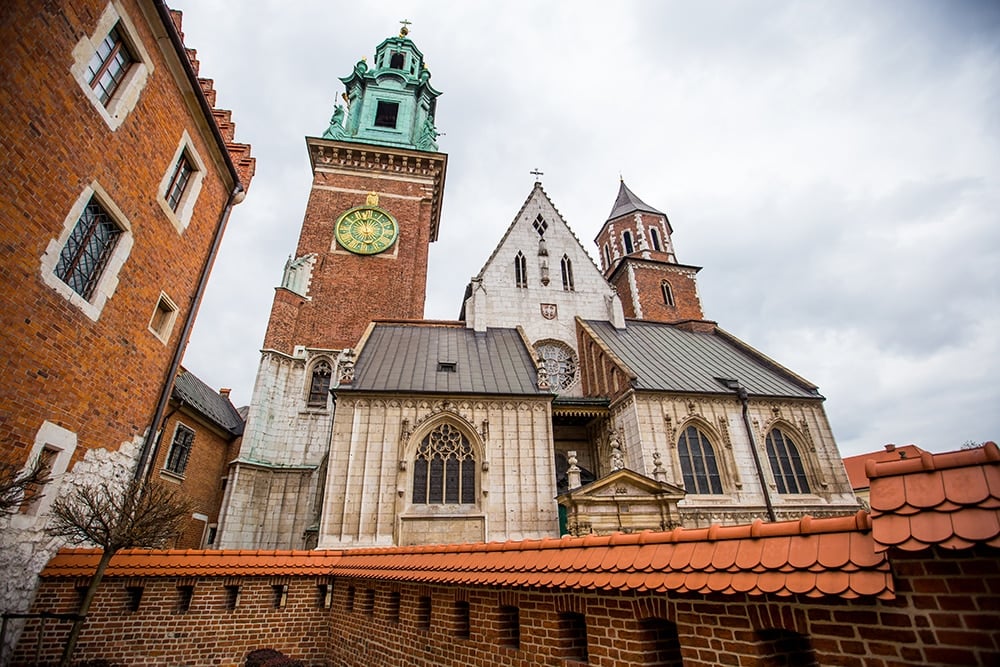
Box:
12;545;999;666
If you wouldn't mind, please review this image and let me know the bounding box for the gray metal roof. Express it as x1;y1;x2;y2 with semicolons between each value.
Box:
607;180;666;220
344;323;545;395
583;320;820;399
172;369;245;436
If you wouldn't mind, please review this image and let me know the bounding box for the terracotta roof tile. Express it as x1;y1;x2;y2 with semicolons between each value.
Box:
842;444;927;490
868;442;1000;552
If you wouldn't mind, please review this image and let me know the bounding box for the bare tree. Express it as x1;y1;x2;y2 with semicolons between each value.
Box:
47;476;192;667
0;455;51;515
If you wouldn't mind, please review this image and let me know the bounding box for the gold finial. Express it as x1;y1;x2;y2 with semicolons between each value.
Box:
399;18;412;37
366;191;379;206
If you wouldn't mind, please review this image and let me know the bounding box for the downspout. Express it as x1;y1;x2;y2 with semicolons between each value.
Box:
134;184;242;481
135;1;246;480
720;378;777;522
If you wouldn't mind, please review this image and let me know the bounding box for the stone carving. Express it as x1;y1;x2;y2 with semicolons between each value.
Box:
322;104;346;140
664;414;676;447
717;415;732;449
399;418;411;443
610;441;625;471
567;450;581;490
536;355;550;391
540;303;557;320
652;451;667;483
337;348;356;385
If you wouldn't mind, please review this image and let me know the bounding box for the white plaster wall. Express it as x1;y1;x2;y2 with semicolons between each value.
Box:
317;396;557;548
464;187;624;396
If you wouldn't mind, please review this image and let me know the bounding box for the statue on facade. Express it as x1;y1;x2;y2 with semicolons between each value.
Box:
322;104;346;140
415;115;439;151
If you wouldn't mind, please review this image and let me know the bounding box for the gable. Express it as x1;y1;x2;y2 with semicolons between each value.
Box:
560;468;686;501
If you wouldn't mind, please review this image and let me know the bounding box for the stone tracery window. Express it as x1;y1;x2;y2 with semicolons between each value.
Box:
766;428;811;494
677;425;723;494
560;254;574;291
514;251;528;288
412;423;476;504
308;360;332;406
534;340;578;391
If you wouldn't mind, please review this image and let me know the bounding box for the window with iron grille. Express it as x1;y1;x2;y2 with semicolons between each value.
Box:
514;251;527;288
165;424;195;475
766;428;811;494
308;360;332;406
412;423;476;505
560;255;574;291
86;24;134;106
678;426;723;494
165;153;194;212
54;198;124;300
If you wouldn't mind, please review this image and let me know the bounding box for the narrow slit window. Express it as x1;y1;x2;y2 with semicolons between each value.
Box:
650;227;662;251
603;244;611;270
514;251;527;288
560;255;574;291
622;230;634;254
661;280;674;306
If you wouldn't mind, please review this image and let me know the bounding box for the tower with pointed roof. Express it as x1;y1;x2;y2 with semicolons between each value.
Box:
595;180;706;324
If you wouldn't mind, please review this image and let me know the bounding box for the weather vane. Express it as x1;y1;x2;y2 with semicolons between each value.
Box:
399;19;412;37
530;168;544;181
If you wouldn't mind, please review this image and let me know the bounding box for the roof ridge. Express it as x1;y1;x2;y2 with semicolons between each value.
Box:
866;441;999;480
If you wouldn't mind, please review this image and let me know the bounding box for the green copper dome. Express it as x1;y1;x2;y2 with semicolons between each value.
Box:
322;26;442;152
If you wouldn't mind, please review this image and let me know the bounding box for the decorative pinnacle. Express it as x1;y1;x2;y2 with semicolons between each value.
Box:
399;19;412;37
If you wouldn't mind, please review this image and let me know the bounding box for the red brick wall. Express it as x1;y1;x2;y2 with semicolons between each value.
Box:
263;143;443;353
609;261;705;323
151;405;235;548
0;0;241;469
17;546;999;666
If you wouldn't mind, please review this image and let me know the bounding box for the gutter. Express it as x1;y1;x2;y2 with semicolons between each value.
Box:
719;378;777;522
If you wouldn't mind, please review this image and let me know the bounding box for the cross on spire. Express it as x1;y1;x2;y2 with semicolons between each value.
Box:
530;168;544;182
399;19;412;36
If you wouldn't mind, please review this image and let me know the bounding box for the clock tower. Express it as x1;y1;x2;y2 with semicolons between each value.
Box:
218;26;447;549
263;24;447;354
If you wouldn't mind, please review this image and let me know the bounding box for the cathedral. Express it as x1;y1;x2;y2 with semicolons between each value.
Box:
215;27;857;551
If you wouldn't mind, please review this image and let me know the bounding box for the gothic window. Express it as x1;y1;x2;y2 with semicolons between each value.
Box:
55;198;124;300
86;24;135;106
535;340;578;391
412;423;476;505
560;255;574;291
603;244;611;270
165;424;195;475
677;426;723;494
661;280;675;306
308;360;332;406
766;428;811;494
622;230;634;254
374;101;399;128
533;214;548;237
650;227;662;252
514;251;528;288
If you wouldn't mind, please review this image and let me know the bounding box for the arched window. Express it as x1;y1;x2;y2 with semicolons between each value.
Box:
514;251;527;288
307;360;332;406
622;230;634;254
560;254;574;291
602;244;611;270
661;280;674;306
677;426;723;494
766;428;811;493
412;423;476;504
649;227;662;252
535;340;578;391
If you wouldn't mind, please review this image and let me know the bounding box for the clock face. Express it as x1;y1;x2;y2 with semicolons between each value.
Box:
334;206;398;255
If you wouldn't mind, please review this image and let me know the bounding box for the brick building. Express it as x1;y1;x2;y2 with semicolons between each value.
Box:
216;27;857;552
12;443;999;665
0;0;253;638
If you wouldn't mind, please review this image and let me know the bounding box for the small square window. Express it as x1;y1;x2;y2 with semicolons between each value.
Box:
125;586;144;612
437;362;457;373
149;293;178;342
225;584;240;611
176;585;194;614
375;101;399;128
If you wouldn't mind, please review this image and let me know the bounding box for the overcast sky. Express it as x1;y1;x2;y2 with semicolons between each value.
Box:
172;1;999;458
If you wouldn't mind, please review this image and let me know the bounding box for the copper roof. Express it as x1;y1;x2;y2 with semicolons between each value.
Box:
867;442;1000;552
41;512;891;599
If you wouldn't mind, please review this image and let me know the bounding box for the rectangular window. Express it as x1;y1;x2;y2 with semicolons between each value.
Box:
453;601;470;639
86;24;134;106
374;101;399;128
176;585;194;614
54;199;124;300
225;585;240;611
361;589;375;617
318;583;333;609
498;606;520;649
165;424;195;475
125;586;144;612
387;591;401;624
559;612;588;662
149;293;178;342
416;596;431;630
165;153;194;212
273;584;288;609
